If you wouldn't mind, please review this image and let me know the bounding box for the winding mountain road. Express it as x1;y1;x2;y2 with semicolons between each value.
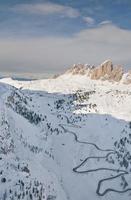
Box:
58;115;131;197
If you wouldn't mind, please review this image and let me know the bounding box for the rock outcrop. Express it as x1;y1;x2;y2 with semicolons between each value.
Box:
66;64;90;75
90;60;124;82
62;60;131;84
90;60;113;80
110;65;124;82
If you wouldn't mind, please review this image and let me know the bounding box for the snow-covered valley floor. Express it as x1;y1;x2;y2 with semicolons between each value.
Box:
0;75;131;200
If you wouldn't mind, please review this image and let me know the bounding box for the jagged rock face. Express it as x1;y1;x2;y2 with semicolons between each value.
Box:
61;60;128;83
111;65;124;82
90;60;113;80
66;64;91;75
90;60;124;82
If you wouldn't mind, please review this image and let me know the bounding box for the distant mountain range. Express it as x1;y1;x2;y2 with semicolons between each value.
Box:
60;60;131;84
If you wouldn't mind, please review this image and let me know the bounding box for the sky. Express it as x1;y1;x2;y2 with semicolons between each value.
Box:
0;0;131;77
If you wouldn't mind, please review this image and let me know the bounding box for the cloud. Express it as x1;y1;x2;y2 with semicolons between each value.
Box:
0;24;131;75
12;3;80;18
99;20;112;25
83;17;95;25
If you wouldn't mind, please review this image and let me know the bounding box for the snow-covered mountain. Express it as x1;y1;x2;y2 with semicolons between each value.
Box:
0;61;131;200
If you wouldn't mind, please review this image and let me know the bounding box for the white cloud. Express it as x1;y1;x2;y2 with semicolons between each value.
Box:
83;17;95;25
0;24;131;75
99;20;112;25
12;3;80;18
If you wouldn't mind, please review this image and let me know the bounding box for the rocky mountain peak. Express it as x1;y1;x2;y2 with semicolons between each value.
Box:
66;64;91;75
90;60;124;82
90;60;113;80
64;60;126;83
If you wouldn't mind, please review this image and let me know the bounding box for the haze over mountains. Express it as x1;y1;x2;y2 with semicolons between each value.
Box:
1;60;131;84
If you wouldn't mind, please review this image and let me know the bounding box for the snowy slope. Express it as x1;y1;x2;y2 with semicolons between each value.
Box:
0;74;131;200
0;83;67;200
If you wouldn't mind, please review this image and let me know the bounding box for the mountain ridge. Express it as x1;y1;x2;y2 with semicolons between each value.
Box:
64;60;131;84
